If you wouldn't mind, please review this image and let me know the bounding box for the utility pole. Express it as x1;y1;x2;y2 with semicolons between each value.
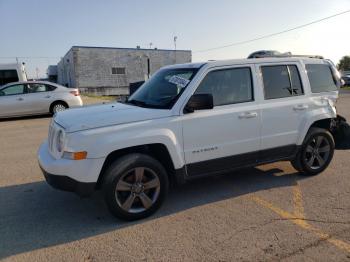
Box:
174;36;177;63
35;67;39;80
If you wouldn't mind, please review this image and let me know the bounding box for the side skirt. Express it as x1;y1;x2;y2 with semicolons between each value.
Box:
180;145;300;180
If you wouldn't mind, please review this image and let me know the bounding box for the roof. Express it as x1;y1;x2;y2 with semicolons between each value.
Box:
0;81;64;89
164;57;327;70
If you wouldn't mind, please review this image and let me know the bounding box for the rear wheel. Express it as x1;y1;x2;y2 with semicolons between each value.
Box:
103;154;169;221
50;102;68;114
291;128;334;176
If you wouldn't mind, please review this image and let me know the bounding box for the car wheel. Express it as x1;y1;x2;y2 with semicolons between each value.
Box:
292;128;334;176
103;154;169;221
51;102;68;114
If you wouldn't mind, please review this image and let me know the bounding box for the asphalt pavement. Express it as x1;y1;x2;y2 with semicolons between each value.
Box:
0;93;350;261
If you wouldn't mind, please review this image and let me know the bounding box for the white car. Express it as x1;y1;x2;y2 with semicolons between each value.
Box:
0;81;83;118
38;56;342;220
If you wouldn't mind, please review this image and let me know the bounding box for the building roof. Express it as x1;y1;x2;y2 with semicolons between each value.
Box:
71;45;191;52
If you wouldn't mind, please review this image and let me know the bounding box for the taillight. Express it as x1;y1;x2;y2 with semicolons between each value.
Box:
69;89;80;96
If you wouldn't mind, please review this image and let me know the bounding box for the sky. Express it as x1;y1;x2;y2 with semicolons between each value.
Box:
0;0;349;78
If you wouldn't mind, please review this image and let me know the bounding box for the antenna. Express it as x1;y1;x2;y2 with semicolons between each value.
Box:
174;36;178;63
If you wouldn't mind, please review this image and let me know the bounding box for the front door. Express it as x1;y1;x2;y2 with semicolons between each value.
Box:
0;84;28;117
182;65;261;176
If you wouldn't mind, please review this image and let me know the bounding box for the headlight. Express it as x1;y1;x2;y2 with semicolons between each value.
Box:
56;130;65;153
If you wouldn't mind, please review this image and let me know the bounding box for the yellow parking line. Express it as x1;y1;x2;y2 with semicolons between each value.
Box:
292;183;305;219
250;195;350;254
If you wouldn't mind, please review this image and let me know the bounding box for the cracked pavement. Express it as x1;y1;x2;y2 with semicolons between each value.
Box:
0;92;350;261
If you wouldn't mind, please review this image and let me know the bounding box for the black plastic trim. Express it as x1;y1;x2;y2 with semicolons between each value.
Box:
40;165;96;197
185;145;299;178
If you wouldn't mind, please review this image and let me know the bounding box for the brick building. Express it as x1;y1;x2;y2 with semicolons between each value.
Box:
57;46;192;95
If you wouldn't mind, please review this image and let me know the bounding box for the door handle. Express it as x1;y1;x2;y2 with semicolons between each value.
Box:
17;97;24;101
239;112;258;119
45;95;51;98
293;104;308;111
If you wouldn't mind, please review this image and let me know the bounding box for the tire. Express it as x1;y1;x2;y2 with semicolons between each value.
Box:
291;127;335;176
50;102;68;114
102;153;169;221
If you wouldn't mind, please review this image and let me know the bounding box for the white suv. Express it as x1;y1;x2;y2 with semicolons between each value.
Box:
38;57;342;220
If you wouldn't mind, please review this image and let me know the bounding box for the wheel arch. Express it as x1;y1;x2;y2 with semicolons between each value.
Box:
96;143;177;189
297;117;334;145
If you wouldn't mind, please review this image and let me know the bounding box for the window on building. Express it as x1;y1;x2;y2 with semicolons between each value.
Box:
261;65;304;99
112;67;126;75
306;64;338;93
195;67;254;106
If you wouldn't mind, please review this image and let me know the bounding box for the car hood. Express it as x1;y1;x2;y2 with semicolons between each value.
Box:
54;102;173;132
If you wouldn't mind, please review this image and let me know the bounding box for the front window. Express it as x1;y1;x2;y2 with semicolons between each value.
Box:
0;84;26;96
127;68;199;109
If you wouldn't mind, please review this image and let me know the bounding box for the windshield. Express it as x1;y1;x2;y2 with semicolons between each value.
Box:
127;68;199;109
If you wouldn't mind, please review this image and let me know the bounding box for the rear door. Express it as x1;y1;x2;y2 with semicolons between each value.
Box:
26;83;56;113
0;84;28;117
256;62;310;161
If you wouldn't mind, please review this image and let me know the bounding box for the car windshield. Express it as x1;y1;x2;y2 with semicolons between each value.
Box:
127;68;199;109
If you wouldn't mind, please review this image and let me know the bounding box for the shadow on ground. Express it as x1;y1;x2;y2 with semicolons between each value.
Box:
0;167;304;259
0;114;51;122
335;121;350;150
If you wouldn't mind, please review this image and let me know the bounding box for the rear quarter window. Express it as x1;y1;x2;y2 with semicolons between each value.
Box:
306;64;338;93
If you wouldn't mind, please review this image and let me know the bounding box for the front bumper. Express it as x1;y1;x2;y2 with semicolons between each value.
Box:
38;141;105;197
40;166;95;197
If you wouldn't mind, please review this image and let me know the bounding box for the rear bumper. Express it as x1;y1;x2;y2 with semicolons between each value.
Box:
40;166;95;197
67;96;83;108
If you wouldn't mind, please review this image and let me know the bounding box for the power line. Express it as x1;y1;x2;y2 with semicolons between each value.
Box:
0;56;61;59
194;9;350;53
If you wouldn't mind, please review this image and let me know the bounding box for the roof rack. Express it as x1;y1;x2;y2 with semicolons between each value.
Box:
247;50;323;59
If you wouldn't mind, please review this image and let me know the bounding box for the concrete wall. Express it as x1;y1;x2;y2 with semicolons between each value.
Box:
57;50;76;88
57;46;192;95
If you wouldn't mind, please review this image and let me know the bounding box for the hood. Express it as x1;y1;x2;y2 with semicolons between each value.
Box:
54;102;173;132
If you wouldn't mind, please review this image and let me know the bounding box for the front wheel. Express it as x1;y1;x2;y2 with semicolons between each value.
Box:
103;154;169;221
291;128;335;176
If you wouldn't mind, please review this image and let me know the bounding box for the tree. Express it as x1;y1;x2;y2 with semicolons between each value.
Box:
337;56;350;72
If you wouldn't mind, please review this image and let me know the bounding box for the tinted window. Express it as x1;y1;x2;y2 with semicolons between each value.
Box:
289;65;303;95
0;70;19;86
195;67;253;106
306;64;338;93
261;65;303;99
0;84;25;96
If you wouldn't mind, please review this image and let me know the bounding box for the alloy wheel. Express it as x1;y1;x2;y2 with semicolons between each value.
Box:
53;104;67;113
304;135;331;170
115;167;161;213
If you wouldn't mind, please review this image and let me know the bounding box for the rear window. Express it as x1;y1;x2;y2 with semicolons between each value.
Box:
261;65;304;99
306;64;338;93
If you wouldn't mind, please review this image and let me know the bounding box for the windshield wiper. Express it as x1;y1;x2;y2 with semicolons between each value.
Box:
126;99;147;107
126;99;163;109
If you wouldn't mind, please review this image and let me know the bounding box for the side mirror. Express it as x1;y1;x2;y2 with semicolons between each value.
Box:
184;93;214;113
